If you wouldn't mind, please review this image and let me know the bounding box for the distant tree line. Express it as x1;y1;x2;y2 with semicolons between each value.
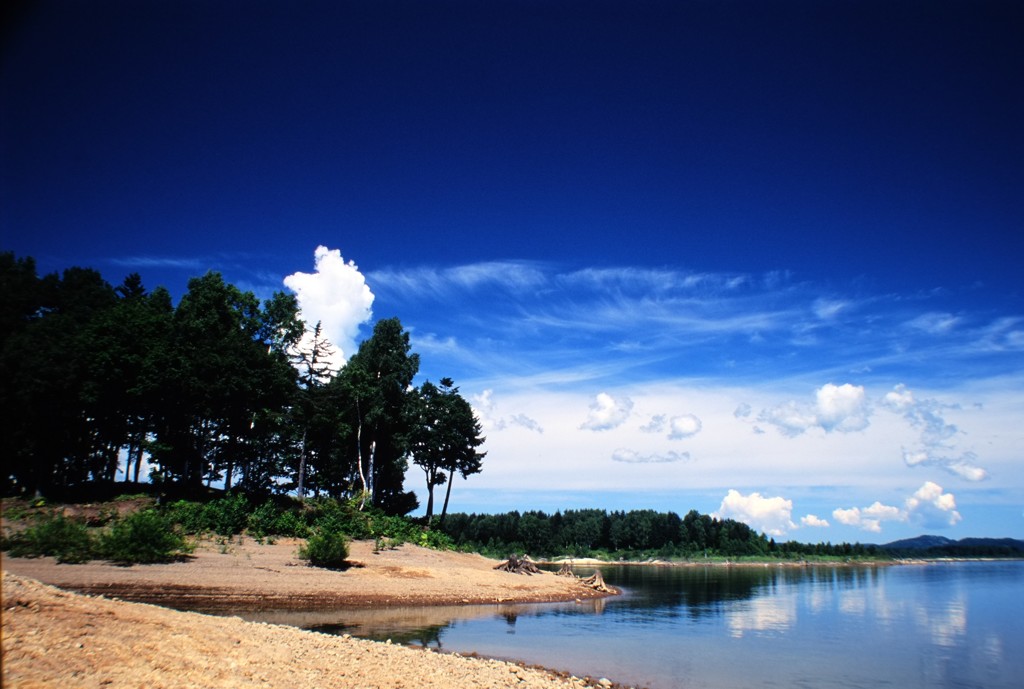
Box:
440;508;882;560
0;252;485;517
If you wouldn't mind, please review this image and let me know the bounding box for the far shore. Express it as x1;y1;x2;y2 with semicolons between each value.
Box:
545;555;912;567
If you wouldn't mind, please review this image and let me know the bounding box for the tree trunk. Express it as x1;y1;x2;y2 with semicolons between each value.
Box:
439;467;456;526
424;468;435;520
224;446;234;492
132;438;144;483
297;427;308;499
123;440;135;483
356;397;368;505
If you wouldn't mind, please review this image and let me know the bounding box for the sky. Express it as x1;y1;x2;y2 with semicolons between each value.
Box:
3;0;1023;543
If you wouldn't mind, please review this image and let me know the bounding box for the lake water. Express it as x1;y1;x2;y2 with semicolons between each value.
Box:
244;561;1024;689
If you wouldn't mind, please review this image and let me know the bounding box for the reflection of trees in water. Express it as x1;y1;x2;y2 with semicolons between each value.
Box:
307;622;450;649
305;622;358;636
279;566;894;647
387;624;448;649
598;565;885;621
600;566;769;620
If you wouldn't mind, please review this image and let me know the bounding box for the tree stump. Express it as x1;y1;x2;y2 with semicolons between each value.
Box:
581;570;615;593
493;554;540;575
555;560;575;577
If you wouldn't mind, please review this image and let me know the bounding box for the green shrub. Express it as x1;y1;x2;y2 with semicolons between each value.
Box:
299;528;350;569
246;500;281;538
163;499;209;534
370;514;416;544
2;512;94;564
162;494;250;536
272;509;311;538
99;509;191;564
112;493;151;502
419;528;454;551
207;493;250;536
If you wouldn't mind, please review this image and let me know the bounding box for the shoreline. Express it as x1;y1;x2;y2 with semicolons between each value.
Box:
2;572;629;689
1;538;616;611
544;555;1024;567
2;539;630;688
5;540;1015;689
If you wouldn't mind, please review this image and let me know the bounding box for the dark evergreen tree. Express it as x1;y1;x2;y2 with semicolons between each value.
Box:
408;377;485;522
334;317;419;514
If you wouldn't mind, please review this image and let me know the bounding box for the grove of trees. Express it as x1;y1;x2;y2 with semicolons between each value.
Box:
0;252;485;516
440;508;881;560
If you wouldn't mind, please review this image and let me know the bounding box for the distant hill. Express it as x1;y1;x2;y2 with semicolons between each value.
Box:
882;535;956;550
881;535;1024;557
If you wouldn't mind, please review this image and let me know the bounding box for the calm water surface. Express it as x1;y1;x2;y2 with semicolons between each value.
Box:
245;561;1024;689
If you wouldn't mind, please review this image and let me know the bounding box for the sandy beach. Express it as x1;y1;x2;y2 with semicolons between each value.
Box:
2;539;623;688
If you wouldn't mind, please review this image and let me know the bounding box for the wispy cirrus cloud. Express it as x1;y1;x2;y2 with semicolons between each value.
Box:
471;389;544;434
367;260;1024;391
369;260;548;300
109;255;209;270
882;384;988;482
611;449;691;464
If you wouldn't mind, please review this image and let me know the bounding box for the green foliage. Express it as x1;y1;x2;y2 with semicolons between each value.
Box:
2;512;94;563
207;493;250;536
271;508;311;538
299;527;350;569
162;500;210;534
440;508;883;561
99;509;191;564
246;500;281;538
418;527;454;551
2;253;489;525
162;494;251;536
408;377;486;521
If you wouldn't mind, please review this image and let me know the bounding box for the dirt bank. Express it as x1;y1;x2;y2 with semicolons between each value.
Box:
1;538;611;611
2;572;625;689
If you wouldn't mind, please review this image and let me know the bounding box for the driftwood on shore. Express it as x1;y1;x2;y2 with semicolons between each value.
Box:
580;570;614;593
495;556;618;594
493;554;540;575
551;560;617;594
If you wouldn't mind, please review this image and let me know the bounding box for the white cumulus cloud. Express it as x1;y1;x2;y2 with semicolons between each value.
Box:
580;392;633;431
283;246;374;369
831;501;905;533
668;414;703;439
714;489;796;537
833;481;962;533
759;383;870;436
800;514;830;528
905;481;962;528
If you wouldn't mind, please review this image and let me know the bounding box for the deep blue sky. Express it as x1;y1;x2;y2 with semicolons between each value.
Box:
3;1;1022;540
